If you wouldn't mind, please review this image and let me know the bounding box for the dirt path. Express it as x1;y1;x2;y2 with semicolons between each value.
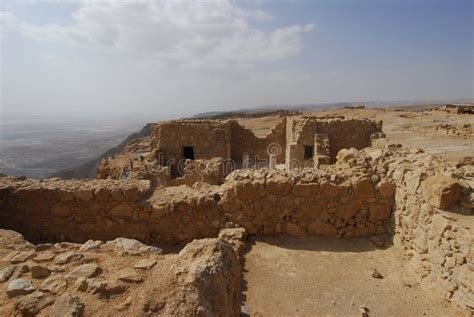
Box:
241;237;468;317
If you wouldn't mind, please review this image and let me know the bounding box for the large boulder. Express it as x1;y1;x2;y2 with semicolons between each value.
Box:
172;238;241;317
421;174;461;209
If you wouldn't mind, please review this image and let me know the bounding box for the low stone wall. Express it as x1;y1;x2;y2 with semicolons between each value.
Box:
0;178;152;243
0;162;395;244
380;147;474;311
169;157;228;187
219;169;394;238
339;143;473;311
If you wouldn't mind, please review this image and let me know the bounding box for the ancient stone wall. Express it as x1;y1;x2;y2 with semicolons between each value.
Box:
98;117;383;183
0;143;472;311
229;119;287;166
0;178;153;243
286;116;383;166
168;158;228;186
381;148;474;310
218;168;394;238
338;144;473;310
151;120;232;171
0;162;395;244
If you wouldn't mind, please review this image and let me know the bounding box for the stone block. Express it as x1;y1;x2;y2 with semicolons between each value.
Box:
421;174;461;209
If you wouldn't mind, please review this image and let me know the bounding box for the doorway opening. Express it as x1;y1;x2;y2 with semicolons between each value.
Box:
183;146;195;160
304;145;314;160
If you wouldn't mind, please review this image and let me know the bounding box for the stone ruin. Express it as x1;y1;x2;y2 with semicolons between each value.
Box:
96;115;384;185
0;115;473;315
438;104;474;115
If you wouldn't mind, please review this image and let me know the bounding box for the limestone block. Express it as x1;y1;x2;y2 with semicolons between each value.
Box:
233;181;256;200
94;187;111;201
58;190;75;202
320;181;339;197
74;189;94;201
266;176;291;196
284;222;306;236
352;178;375;199
109;204;134;218
292;183;320;197
307;221;337;236
369;204;392;221
421;174;461;209
377;180;396;198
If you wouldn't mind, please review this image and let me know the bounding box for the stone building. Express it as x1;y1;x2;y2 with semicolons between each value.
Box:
285;115;383;167
97;115;383;182
439;104;474;114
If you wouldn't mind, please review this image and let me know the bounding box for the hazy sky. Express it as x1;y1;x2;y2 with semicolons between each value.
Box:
1;0;473;118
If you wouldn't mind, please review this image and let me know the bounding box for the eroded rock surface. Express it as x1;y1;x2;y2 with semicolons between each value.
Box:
0;229;245;316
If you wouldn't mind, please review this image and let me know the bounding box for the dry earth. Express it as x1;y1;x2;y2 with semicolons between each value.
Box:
241;237;468;317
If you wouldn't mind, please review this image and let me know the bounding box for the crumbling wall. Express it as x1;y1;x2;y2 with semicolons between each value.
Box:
381;148;474;311
218;168;394;238
0;178;153;243
169;158;228;186
0;159;395;244
1;142;473;312
151;120;232;168
286;116;383;165
229;118;286;165
340;144;473;311
98;117;383;183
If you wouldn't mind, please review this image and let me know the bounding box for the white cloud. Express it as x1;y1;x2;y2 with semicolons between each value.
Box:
0;10;18;35
17;0;314;66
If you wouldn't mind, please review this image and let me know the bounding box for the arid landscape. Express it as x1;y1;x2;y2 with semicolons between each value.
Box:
1;0;472;316
0;104;473;316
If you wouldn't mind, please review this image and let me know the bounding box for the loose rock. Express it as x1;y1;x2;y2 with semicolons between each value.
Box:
31;265;51;279
15;291;54;315
35;243;54;252
107;237;163;256
359;305;370;317
67;264;102;280
10;251;35;264
116;268;144;283
0;265;15;282
50;292;84;317
371;269;383;279
40;274;67;294
55;251;83;265
79;239;104;252
19;264;30;273
33;252;56;262
74;277;88;292
6;279;36;297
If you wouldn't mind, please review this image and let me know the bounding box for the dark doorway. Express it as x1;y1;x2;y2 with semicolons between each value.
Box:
183;146;195;160
304;145;313;160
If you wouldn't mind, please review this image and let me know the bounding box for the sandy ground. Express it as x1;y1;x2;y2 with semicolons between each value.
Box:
241;237;469;317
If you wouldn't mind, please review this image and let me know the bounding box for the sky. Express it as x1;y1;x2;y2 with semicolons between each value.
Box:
1;0;473;118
